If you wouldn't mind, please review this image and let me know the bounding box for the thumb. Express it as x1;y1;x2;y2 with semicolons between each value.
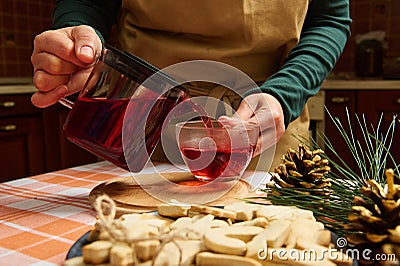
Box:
72;25;103;64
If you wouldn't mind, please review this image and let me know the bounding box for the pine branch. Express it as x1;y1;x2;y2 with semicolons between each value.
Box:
245;110;400;238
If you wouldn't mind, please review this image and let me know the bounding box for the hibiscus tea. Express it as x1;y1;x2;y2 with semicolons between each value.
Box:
176;121;258;182
180;146;255;181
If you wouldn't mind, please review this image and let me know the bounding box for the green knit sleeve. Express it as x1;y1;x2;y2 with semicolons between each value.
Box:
250;0;351;127
52;0;122;42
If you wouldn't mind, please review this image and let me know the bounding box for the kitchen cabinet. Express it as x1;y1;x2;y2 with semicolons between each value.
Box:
324;89;400;171
0;93;97;182
0;94;45;182
357;91;400;170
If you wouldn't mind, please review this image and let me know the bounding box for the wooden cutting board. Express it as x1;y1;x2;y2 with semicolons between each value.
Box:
89;171;251;216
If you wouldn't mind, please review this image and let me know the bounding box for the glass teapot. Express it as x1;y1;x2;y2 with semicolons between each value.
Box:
61;44;188;172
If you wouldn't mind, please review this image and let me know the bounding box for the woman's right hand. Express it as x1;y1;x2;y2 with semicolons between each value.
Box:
31;25;103;108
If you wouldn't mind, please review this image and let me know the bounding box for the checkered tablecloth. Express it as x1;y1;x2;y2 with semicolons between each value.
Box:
0;161;269;266
0;161;135;266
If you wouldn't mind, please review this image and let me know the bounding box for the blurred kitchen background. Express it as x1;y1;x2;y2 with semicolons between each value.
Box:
1;0;400;77
0;0;53;76
0;0;399;181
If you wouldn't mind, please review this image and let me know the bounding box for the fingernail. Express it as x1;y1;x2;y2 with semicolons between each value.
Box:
80;46;94;58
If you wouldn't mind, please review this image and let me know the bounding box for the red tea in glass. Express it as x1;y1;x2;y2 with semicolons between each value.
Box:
180;146;255;180
176;121;258;182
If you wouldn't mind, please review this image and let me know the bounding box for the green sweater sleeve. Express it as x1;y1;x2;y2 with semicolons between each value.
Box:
52;0;122;42
252;0;352;127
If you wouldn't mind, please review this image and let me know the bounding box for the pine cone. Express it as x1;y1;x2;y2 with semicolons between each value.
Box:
346;169;400;265
268;144;332;196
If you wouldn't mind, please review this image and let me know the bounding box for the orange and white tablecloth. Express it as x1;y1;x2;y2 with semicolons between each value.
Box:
0;161;136;265
0;161;269;266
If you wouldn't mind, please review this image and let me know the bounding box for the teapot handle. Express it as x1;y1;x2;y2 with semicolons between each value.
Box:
59;97;74;109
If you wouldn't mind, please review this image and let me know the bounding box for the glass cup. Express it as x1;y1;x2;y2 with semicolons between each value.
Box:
61;44;188;172
176;120;259;182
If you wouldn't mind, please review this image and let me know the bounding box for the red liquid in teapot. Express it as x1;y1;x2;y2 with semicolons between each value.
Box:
180;146;254;181
64;96;181;171
64;95;213;172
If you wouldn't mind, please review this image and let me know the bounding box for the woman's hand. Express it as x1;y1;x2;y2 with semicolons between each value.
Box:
31;25;103;108
218;92;286;157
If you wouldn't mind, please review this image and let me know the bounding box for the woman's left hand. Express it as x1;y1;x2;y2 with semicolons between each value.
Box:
218;92;286;157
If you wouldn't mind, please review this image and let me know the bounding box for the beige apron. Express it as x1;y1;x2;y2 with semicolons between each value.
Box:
117;0;310;171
